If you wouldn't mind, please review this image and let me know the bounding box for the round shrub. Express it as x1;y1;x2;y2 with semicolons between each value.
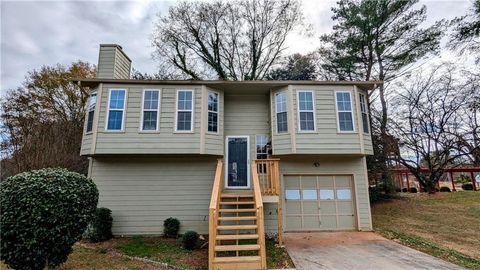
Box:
402;188;408;192
164;217;180;238
462;183;474;191
409;187;418;193
439;186;451;192
85;207;113;242
0;168;98;270
182;231;199;250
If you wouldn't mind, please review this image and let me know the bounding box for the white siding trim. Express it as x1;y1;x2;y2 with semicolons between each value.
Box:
105;88;127;132
296;90;317;133
334;90;356;133
174;89;195;133
139;89;161;132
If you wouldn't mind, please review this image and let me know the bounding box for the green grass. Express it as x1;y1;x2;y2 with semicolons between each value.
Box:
115;236;184;258
380;230;480;270
372;192;480;269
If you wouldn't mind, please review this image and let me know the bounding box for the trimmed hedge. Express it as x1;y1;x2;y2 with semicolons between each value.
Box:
409;187;418;193
0;168;98;270
182;231;199;250
462;183;474;191
164;217;180;238
85;207;113;242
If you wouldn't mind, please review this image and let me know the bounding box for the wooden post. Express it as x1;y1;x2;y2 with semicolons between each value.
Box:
470;171;477;191
450;171;456;191
406;173;410;191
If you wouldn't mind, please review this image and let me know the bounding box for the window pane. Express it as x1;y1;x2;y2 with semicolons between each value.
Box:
336;189;352;200
302;189;317;200
109;90;125;109
319;189;334;200
299;92;313;111
88;93;97;110
208;92;218;112
300;112;314;131
143;111;157;130
277;112;288;133
144;90;159;110
256;135;268;159
178;91;193;110
276;93;286;112
285;189;300;200
362;114;369;133
208;112;218;132
339;112;353;131
107;110;123;130
86;110;94;132
177;111;192;131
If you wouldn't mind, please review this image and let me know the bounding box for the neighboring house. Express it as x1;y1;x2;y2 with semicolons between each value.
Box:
77;44;380;270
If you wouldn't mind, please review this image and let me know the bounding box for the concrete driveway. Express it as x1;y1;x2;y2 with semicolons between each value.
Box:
284;232;463;270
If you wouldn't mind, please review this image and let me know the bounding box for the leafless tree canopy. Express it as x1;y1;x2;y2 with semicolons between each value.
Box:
388;65;476;191
152;0;303;80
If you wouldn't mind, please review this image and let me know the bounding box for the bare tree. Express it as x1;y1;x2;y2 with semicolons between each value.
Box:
388;65;467;192
152;0;303;80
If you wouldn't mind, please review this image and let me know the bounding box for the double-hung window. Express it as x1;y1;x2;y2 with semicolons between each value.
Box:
275;92;288;133
359;93;369;134
141;90;160;131
176;90;194;131
297;90;315;132
256;135;269;159
207;91;218;133
106;89;126;131
335;91;355;132
86;92;97;133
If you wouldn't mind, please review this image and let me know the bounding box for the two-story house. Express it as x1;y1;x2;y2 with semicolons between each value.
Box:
77;44;381;270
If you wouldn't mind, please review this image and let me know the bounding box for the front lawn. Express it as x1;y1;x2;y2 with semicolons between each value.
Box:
372;192;480;269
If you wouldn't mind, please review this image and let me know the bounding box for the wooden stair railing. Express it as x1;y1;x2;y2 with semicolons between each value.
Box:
255;159;281;196
208;159;223;270
251;162;268;270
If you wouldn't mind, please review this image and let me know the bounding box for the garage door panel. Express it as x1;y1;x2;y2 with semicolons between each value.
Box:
320;215;337;229
304;216;320;229
301;176;317;188
338;216;355;228
286;216;302;229
284;175;356;231
337;201;354;214
303;202;318;213
285;177;300;188
320;201;336;214
286;201;301;212
318;176;334;187
335;176;352;187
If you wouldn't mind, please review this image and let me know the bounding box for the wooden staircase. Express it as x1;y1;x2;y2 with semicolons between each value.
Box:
209;160;267;270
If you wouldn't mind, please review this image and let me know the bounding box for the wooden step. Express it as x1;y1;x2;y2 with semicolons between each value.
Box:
219;208;256;213
221;193;254;198
220;201;255;205
218;216;257;221
213;256;261;263
217;225;257;230
215;244;260;252
216;234;259;240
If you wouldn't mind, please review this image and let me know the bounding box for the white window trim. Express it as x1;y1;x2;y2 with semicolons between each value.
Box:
334;90;356;133
139;89;161;132
296;90;317;133
255;134;268;159
85;91;97;134
174;89;195;133
225;135;251;189
359;93;370;134
105;89;127;132
206;90;219;134
275;91;288;134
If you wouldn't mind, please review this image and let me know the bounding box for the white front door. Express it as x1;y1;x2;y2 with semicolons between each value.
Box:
225;136;250;189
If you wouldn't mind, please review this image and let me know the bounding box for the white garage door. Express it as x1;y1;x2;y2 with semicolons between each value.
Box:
284;175;356;231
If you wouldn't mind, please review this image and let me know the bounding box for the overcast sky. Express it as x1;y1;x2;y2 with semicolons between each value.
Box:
0;0;472;92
